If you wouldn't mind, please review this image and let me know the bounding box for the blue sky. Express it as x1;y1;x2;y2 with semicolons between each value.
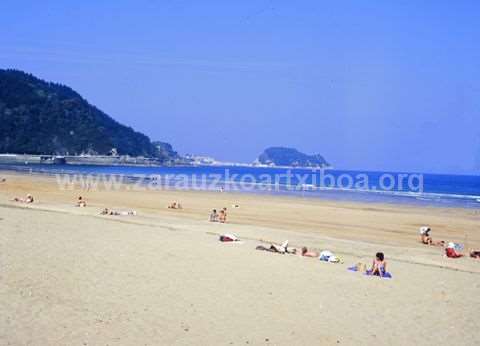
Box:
1;1;479;174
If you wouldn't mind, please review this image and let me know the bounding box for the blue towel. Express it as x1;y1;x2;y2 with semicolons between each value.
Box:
347;266;392;278
365;269;392;279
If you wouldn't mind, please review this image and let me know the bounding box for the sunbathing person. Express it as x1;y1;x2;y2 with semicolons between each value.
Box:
100;208;136;216
301;247;319;258
470;250;480;259
209;209;219;222
445;243;463;258
12;194;34;203
256;240;291;254
419;226;445;246
168;201;182;209
76;196;87;207
368;252;388;277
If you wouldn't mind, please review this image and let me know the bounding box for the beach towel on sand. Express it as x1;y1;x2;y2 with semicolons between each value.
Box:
365;269;392;278
348;266;392;279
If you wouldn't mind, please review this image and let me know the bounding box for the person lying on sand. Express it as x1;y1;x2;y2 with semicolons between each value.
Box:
76;196;87;207
368;252;388;277
445;243;463;258
209;209;219;222
219;234;239;242
256;240;292;254
470;250;480;259
100;208;136;216
301;247;319;258
167;201;183;209
419;226;445;246
11;194;34;203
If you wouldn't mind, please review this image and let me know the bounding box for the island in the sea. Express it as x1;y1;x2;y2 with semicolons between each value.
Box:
254;147;329;168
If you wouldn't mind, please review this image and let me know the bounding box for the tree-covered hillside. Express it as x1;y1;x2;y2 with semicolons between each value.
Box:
0;69;171;160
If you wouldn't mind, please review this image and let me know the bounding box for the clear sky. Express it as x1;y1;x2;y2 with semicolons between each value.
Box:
1;1;479;174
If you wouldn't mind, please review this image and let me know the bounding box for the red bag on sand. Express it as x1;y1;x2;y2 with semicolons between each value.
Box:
446;248;462;258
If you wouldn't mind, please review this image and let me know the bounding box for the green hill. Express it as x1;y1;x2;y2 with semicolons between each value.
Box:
0;69;173;161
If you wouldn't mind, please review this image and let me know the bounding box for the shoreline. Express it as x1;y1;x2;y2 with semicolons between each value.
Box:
2;166;480;210
1;170;479;249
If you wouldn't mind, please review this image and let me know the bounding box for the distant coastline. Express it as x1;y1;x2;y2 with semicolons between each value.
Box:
0;153;170;167
0;153;333;170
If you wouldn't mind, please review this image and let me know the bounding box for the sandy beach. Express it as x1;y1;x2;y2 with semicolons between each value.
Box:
0;171;479;345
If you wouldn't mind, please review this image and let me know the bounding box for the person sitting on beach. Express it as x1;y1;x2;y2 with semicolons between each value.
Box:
218;209;227;223
168;201;183;209
222;207;228;221
76;196;87;207
0;178;5;183
301;247;319;258
369;252;388;277
209;209;219;222
419;226;445;246
470;250;480;259
12;194;34;203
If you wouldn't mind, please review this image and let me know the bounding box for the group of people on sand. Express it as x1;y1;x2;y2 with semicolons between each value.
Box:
9;192;134;217
209;207;227;223
167;201;183;209
252;238;390;277
76;196;136;216
11;194;34;203
100;208;137;216
419;226;480;259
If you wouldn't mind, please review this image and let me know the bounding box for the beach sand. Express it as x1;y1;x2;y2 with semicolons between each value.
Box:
0;172;479;345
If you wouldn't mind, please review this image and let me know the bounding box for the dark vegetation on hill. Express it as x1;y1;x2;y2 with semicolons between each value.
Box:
0;69;175;161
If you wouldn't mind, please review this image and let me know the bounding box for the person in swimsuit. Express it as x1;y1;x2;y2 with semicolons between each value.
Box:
370;252;387;277
301;247;319;258
470;250;480;259
12;194;34;203
209;209;219;222
218;209;226;223
419;227;445;246
222;208;228;222
100;208;136;216
256;240;291;254
168;201;178;209
76;196;87;207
